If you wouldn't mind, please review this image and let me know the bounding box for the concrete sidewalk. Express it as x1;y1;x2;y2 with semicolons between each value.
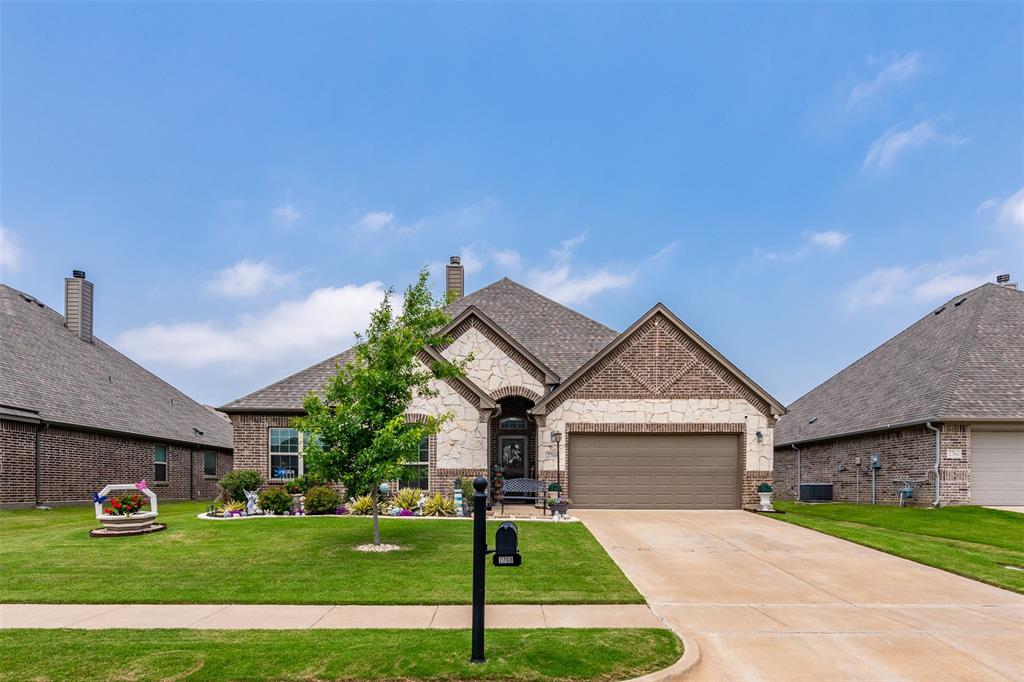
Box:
0;603;664;630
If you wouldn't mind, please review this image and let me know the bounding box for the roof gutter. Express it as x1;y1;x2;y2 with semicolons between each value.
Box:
776;417;944;448
925;421;941;507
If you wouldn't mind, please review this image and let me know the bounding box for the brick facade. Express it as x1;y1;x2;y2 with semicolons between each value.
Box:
1;418;231;507
773;423;972;507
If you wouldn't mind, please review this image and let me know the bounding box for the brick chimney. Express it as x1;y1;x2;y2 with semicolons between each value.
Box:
65;270;94;342
446;255;464;300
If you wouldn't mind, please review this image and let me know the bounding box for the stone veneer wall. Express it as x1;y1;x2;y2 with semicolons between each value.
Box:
408;370;488;471
1;418;230;507
540;399;774;473
441;325;546;399
773;423;971;506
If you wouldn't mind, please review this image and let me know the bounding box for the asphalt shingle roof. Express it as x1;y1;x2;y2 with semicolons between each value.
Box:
221;278;619;412
775;283;1024;446
0;284;232;450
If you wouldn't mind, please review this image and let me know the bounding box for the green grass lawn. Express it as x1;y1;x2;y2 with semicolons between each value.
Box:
0;502;641;605
773;502;1024;593
0;628;680;682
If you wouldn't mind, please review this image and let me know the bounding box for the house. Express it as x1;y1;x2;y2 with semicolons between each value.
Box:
774;278;1024;507
0;271;233;508
221;256;785;509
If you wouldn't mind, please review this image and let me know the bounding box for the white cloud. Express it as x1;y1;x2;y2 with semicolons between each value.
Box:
457;246;485;275
759;230;849;261
551;233;587;262
849;51;922;106
527;266;635;306
117;282;385;369
843;252;997;311
355;211;395;231
863;119;967;171
806;230;848;251
0;226;24;275
206;260;298;298
976;197;999;215
491;249;521;270
272;204;302;225
998;186;1024;227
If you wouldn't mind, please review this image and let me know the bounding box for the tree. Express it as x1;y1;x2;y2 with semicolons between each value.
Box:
293;269;465;545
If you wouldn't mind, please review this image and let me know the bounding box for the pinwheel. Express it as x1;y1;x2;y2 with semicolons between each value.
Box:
92;492;107;505
135;480;148;491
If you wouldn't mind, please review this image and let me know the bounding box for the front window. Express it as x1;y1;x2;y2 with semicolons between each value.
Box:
404;437;429;489
154;445;167;482
203;450;217;477
270;428;301;480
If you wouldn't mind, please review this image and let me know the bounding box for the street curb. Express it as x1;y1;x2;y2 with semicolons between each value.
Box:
624;631;700;682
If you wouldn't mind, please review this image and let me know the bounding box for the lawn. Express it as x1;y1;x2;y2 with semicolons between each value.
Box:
773;502;1024;593
0;628;679;682
0;502;642;605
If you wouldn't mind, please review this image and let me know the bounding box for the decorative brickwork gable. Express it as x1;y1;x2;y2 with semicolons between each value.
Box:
490;385;542;402
1;418;229;507
539;311;777;419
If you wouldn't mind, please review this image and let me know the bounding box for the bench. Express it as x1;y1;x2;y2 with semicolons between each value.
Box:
500;478;549;515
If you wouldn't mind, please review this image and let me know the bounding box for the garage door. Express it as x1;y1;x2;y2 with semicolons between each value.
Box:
972;430;1024;505
570;433;741;509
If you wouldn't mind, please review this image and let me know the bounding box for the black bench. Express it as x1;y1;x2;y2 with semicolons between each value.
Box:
500;478;549;515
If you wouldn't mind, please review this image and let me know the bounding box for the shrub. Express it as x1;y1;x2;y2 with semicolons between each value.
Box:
305;486;341;515
259;487;293;515
423;492;456;517
219;469;264;503
391;488;423;511
347;494;380;516
757;482;773;493
216;500;246;514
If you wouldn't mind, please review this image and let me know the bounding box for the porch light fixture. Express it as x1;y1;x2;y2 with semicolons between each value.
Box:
550;432;563;491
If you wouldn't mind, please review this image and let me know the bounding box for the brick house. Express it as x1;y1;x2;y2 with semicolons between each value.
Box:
774;279;1024;507
0;272;232;508
221;257;785;509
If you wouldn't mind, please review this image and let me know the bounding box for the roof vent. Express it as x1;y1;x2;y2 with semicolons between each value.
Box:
934;306;945;315
996;274;1018;289
954;298;966;307
808;417;818;424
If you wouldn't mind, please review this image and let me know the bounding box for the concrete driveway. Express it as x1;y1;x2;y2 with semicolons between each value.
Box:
576;510;1024;681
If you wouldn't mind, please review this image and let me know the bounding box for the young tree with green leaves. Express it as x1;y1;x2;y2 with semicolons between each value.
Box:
293;269;466;545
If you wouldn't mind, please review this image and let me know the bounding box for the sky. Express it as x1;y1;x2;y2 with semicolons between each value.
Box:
1;2;1022;408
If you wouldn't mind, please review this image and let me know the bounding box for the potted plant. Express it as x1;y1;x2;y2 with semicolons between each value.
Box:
99;492;158;531
548;495;570;515
490;465;505;504
756;482;774;512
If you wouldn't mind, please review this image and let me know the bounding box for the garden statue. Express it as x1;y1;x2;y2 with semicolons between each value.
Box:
243;489;261;516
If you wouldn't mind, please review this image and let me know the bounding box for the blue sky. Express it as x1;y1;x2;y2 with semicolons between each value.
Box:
2;2;1022;408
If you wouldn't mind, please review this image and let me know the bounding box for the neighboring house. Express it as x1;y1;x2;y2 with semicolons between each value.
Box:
774;279;1024;507
221;256;785;509
0;271;233;508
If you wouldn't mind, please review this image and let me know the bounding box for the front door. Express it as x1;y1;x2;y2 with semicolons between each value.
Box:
499;436;529;480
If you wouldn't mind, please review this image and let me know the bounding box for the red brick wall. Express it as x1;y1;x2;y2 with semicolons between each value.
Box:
229;413;297;480
1;418;231;507
773;423;971;506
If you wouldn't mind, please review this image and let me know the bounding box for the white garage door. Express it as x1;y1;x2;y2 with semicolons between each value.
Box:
972;430;1024;506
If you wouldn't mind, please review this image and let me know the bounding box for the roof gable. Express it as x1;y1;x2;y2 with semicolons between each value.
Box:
0;284;232;449
439;305;559;384
776;283;1024;446
533;303;785;417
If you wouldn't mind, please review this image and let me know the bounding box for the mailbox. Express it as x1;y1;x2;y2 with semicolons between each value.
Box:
493;521;521;567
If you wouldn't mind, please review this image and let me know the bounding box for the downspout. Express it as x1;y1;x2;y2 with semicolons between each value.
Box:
791;444;801;501
925;422;941;507
34;422;49;509
189;446;195;500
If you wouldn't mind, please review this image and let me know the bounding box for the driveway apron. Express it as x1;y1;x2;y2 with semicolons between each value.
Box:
576;510;1024;681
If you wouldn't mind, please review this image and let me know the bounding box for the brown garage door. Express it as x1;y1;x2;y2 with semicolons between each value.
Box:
570;433;741;509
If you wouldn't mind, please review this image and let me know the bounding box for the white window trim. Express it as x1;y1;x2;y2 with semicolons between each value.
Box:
153;444;169;483
268;428;309;482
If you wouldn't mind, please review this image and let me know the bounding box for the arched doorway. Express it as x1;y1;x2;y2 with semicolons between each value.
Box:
490;396;538;492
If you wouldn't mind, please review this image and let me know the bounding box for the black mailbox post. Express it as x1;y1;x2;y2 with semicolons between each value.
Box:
493;522;521;566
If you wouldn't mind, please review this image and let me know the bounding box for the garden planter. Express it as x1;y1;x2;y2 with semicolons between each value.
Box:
98;511;159;532
549;502;569;515
757;491;774;512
